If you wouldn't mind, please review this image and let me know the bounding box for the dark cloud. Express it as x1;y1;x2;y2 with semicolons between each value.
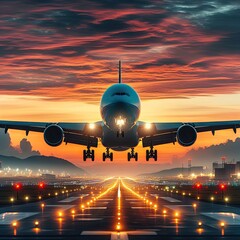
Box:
0;0;239;100
20;138;40;158
0;130;40;158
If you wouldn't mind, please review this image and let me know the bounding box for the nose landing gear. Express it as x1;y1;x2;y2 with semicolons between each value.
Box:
83;146;95;161
127;148;138;161
103;148;113;161
117;130;124;137
146;146;157;161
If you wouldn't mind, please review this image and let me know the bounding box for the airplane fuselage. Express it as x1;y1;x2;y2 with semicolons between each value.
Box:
100;83;141;151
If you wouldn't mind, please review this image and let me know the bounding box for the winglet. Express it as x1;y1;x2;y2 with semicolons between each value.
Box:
118;60;122;83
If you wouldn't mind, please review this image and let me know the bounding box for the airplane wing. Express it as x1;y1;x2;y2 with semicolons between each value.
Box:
138;120;240;147
0;120;103;147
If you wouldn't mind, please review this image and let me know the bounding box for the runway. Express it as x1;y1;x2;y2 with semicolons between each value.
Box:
1;178;240;239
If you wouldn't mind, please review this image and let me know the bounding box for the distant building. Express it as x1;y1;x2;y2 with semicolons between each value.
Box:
235;162;240;173
41;173;56;180
0;161;2;169
214;162;236;180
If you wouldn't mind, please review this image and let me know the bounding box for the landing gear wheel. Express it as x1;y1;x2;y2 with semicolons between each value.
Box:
83;147;94;161
146;150;149;161
83;150;87;161
135;152;138;161
146;146;158;161
127;148;138;161
128;152;131;161
103;148;113;161
154;150;157;161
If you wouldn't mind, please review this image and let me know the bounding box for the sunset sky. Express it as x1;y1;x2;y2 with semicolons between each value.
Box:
0;0;239;171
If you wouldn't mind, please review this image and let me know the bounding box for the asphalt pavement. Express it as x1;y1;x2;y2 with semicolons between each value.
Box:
0;178;240;240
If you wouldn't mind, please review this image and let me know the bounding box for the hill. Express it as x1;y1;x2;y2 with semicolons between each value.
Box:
0;155;86;176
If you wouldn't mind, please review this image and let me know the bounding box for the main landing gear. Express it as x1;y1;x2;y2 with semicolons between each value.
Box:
103;148;113;161
83;146;94;161
128;148;138;161
146;146;157;161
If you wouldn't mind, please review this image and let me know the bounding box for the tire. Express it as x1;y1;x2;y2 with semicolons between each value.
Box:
103;152;106;161
110;152;113;161
83;150;87;161
128;152;131;161
146;150;149;161
135;152;138;161
154;150;157;161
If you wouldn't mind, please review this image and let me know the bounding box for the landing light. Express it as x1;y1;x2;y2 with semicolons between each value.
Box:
89;123;95;130
145;123;152;130
115;117;126;127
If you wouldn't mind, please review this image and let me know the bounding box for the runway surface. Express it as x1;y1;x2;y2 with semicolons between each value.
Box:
1;178;240;240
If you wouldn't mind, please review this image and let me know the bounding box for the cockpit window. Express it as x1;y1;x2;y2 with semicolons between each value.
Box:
112;92;130;96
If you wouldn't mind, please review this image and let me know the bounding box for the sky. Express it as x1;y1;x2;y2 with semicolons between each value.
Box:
0;0;239;173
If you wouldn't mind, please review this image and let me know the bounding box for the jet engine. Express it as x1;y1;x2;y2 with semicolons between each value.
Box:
176;124;197;147
44;124;64;147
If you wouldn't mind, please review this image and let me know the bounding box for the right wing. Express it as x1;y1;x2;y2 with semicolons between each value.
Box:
138;120;240;147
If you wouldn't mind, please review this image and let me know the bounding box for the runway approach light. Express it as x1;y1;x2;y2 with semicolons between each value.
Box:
58;211;63;218
12;221;17;227
116;224;121;231
34;221;39;228
198;221;202;227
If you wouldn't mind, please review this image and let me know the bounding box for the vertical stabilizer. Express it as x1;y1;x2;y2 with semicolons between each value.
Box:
118;60;122;83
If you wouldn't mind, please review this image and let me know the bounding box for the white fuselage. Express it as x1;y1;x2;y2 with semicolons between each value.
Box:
100;83;141;151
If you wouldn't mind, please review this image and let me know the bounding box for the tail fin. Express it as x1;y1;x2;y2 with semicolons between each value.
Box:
118;60;122;83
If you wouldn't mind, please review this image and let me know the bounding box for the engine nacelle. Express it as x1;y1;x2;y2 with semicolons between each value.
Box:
176;124;197;147
44;124;64;147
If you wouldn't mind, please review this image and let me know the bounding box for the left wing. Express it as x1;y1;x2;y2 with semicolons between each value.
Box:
0;120;103;147
138;120;240;147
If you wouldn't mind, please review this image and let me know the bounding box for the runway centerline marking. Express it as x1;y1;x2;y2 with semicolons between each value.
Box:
87;207;107;209
0;212;39;225
160;197;181;202
111;232;128;240
74;218;103;221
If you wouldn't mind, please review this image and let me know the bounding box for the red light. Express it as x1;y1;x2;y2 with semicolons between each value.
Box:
195;183;202;188
14;183;22;190
38;182;45;189
220;184;226;190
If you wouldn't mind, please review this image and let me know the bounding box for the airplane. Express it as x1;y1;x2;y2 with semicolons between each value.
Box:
0;61;239;162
